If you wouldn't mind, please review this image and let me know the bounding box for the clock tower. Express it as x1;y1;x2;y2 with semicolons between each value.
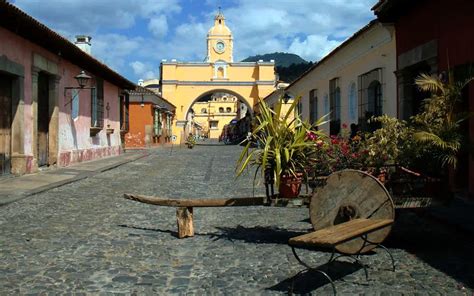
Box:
207;9;233;63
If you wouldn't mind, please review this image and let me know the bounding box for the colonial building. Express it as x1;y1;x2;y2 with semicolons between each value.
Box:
193;92;245;139
373;0;474;197
265;20;397;135
0;2;134;176
125;86;175;148
158;11;276;142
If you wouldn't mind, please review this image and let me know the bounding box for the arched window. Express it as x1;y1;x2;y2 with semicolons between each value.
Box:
214;61;227;79
217;67;224;78
201;108;207;114
226;107;232;113
219;107;224;113
359;80;382;131
358;68;383;131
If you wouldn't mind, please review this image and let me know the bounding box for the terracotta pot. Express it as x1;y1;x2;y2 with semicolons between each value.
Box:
377;172;386;184
279;173;303;198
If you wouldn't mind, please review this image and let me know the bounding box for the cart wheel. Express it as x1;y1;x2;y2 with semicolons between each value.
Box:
310;170;395;254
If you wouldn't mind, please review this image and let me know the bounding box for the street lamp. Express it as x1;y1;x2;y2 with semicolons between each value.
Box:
64;70;95;97
283;92;293;104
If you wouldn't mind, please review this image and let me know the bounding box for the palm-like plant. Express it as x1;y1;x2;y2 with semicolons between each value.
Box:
236;96;325;187
412;72;472;168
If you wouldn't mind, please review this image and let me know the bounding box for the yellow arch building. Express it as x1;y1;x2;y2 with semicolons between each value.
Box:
158;11;276;143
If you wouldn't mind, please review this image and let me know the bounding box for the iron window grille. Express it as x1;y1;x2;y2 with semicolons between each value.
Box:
358;68;384;132
329;78;341;135
154;109;163;136
119;94;129;132
309;89;318;126
91;78;104;128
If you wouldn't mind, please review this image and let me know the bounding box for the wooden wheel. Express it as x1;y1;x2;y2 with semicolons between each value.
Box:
310;170;395;254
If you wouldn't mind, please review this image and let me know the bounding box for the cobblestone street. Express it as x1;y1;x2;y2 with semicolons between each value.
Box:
1;144;473;295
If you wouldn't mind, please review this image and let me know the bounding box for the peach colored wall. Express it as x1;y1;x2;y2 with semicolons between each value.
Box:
125;103;153;148
0;27;123;170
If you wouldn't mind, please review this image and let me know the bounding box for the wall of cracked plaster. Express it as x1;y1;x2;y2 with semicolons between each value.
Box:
0;27;123;173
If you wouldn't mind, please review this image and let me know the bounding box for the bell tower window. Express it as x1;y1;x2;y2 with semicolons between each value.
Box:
213;61;227;79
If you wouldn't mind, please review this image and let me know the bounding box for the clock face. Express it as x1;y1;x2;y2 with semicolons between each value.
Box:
215;41;225;53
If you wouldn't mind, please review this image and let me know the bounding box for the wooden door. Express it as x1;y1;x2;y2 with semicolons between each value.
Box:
37;73;49;167
0;74;12;175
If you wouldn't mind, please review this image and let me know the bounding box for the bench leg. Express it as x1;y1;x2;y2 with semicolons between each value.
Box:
291;246;337;295
176;207;194;238
329;252;369;281
373;244;396;272
360;235;396;272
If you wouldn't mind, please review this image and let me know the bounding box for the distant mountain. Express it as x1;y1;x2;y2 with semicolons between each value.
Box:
241;52;313;83
241;52;307;67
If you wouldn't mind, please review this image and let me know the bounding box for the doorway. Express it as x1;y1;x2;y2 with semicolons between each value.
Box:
37;72;50;167
0;73;12;175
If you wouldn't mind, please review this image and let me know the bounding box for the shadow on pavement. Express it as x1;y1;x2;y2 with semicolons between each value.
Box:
211;225;309;244
267;261;364;294
118;224;180;238
119;211;474;290
384;211;474;289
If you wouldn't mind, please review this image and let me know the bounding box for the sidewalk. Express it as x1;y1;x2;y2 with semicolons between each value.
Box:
0;151;148;206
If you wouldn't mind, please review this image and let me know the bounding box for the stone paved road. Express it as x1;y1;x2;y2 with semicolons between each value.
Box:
1;144;473;295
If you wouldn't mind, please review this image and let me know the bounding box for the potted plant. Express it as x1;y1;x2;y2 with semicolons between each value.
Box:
185;133;196;149
236;96;325;198
411;72;472;171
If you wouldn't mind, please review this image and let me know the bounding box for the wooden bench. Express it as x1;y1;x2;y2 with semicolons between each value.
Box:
288;218;395;295
123;194;264;238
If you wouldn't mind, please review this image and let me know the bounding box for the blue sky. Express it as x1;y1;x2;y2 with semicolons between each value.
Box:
12;0;377;83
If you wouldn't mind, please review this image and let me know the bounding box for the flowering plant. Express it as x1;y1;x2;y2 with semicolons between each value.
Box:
308;123;368;176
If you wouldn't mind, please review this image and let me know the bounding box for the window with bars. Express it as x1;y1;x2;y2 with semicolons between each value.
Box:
154;108;162;136
329;78;341;135
358;68;383;131
119;94;129;132
91;78;104;128
309;89;318;125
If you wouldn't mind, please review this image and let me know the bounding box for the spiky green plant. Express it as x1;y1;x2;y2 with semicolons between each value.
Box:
412;73;472;168
236;96;326;187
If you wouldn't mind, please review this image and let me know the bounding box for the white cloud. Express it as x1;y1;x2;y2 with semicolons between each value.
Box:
130;61;158;80
148;14;168;38
12;0;379;82
91;34;144;72
14;0;180;33
288;35;340;61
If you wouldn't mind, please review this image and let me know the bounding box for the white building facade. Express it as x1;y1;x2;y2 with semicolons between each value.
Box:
266;21;397;135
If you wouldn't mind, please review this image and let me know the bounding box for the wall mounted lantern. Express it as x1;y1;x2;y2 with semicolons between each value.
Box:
283;92;293;104
140;94;145;107
64;70;95;97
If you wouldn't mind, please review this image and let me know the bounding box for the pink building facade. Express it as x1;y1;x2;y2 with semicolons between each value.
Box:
0;2;134;176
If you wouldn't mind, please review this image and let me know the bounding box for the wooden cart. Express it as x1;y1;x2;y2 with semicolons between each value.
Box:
123;169;448;254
